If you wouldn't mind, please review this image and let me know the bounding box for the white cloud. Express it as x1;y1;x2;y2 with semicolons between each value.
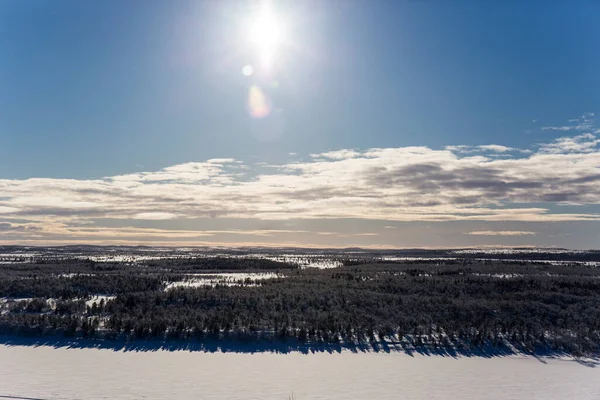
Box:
477;145;514;153
134;212;179;220
311;149;361;160
207;158;236;164
444;144;528;154
1;116;600;244
539;133;600;154
466;231;536;236
315;232;378;237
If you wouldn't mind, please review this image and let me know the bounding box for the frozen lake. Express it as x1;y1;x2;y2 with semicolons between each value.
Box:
0;345;599;399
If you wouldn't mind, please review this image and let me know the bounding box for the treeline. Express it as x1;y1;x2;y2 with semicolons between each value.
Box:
0;257;297;276
142;256;298;271
1;262;600;355
0;274;167;298
106;270;600;355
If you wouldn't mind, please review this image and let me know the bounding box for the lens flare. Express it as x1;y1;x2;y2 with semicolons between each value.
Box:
242;64;254;76
247;85;271;119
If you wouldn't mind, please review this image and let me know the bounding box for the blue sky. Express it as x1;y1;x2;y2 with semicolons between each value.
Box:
1;0;599;248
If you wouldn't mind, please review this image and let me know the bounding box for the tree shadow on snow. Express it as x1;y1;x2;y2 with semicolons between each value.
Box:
0;334;597;367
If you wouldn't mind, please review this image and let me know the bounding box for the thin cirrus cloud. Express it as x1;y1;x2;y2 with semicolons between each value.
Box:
541;112;597;132
0;115;599;245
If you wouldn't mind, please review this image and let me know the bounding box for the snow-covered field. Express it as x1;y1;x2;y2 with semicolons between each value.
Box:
0;345;598;399
165;272;282;289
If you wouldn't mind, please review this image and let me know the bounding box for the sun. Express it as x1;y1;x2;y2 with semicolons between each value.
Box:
248;6;284;68
249;9;281;50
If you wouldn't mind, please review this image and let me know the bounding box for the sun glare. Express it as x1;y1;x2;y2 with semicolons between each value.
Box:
248;6;283;68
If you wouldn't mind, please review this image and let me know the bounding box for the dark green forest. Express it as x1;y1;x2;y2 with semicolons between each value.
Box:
1;257;599;356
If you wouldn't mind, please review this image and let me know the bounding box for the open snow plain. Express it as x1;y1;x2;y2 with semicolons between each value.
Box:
0;344;599;400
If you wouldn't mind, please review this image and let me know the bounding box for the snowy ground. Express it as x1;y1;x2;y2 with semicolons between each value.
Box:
0;344;598;399
165;272;282;289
